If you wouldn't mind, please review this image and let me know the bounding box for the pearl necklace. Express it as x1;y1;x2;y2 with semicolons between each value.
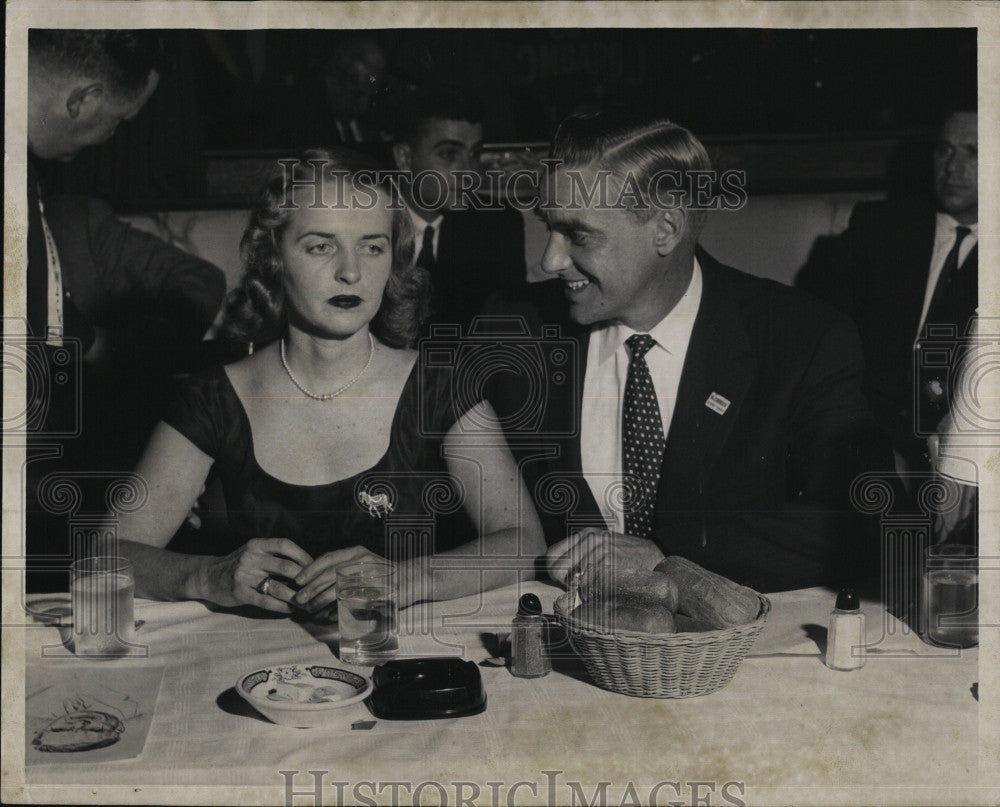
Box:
280;334;375;400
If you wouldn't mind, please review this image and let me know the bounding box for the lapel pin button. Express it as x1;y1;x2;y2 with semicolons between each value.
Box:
705;392;730;415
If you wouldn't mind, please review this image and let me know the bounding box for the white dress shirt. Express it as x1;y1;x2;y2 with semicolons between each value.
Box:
407;207;443;266
580;260;703;533
916;213;978;337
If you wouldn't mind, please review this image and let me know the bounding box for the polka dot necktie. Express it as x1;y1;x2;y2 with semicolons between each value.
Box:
622;334;666;539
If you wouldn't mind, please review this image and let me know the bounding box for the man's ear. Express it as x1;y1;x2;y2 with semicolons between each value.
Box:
654;207;687;257
392;143;411;172
65;83;104;119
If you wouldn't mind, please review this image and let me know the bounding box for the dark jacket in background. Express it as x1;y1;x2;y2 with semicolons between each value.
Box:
424;206;527;335
799;199;977;473
24;159;226;592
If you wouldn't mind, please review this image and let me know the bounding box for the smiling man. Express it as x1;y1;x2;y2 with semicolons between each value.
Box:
812;104;979;477
392;84;526;331
487;112;889;592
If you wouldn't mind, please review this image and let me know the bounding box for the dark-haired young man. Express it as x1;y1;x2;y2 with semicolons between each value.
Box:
392;85;526;331
487;112;890;592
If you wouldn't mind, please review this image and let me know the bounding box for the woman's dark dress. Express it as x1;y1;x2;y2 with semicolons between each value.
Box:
162;362;474;560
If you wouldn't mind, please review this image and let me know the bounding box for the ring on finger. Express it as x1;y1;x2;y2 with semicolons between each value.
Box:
256;576;273;596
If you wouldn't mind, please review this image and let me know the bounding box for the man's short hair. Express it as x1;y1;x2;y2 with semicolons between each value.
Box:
28;29;164;100
938;94;977;128
550;111;713;237
393;84;487;145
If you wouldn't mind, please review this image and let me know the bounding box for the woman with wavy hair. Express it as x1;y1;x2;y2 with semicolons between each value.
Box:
107;149;543;616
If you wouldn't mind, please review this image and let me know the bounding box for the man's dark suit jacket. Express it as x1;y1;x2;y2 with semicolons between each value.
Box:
25;162;226;592
28;193;226;366
800;198;977;473
483;251;890;592
425;206;526;333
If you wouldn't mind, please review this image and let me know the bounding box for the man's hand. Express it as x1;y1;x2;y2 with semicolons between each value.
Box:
545;528;665;588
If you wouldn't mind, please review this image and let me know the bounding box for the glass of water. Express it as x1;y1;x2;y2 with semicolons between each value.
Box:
336;560;399;665
70;556;136;657
922;544;978;648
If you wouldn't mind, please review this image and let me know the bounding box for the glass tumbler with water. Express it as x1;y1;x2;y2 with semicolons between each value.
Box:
922;544;978;648
336;560;399;664
70;556;136;656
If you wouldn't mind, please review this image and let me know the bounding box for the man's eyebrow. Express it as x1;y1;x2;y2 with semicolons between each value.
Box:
431;138;474;150
548;215;599;233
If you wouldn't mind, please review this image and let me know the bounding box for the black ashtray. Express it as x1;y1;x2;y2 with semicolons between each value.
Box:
367;657;486;720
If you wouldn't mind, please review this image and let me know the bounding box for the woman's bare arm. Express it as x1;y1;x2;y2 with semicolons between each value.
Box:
103;422;312;609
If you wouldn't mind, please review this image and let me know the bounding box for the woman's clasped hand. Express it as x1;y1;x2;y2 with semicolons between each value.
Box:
205;537;385;618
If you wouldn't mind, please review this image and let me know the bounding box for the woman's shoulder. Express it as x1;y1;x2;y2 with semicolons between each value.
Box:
168;361;243;424
220;343;277;399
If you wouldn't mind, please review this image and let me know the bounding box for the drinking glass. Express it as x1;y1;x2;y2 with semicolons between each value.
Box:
922;544;978;648
336;561;399;665
70;556;136;657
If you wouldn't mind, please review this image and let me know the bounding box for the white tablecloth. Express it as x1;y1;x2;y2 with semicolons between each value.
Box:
14;583;992;806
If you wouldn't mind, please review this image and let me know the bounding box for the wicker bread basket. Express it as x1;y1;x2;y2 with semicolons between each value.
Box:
553;591;770;698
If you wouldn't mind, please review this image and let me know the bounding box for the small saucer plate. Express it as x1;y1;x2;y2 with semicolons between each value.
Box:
24;593;73;626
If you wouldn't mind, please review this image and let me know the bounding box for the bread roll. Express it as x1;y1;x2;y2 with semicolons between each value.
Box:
654;556;760;628
581;569;680;613
571;598;676;634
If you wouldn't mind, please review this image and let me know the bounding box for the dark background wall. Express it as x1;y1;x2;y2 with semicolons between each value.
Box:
42;28;976;208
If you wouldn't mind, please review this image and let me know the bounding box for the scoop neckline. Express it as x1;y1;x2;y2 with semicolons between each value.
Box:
216;357;420;490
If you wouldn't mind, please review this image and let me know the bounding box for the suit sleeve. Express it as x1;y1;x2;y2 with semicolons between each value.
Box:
798;202;868;318
711;314;891;591
81;196;226;339
499;206;527;289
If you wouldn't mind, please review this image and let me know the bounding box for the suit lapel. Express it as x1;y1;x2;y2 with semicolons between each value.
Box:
898;208;937;332
561;327;589;479
542;293;597;527
657;256;755;509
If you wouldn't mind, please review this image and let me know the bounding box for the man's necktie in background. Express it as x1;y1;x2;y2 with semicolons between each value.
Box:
926;225;971;325
417;224;436;274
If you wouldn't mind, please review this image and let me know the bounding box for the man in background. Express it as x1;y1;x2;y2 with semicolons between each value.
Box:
803;104;978;478
392;84;526;333
24;29;226;591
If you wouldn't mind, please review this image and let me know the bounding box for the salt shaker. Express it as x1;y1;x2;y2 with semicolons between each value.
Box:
825;587;866;671
510;593;551;678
